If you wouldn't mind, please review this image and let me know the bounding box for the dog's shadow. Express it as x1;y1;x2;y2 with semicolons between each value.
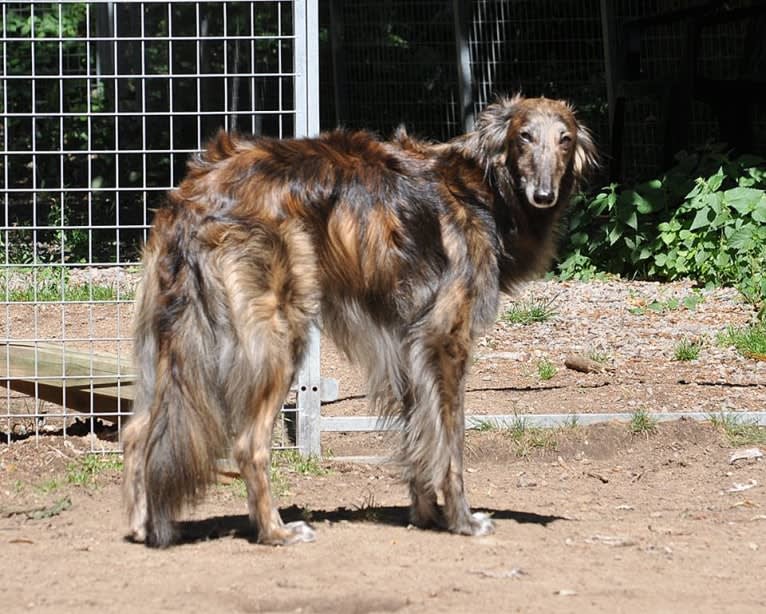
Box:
172;505;568;545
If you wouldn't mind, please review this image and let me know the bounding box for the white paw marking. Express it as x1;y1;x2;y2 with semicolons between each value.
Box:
470;512;495;536
284;520;316;544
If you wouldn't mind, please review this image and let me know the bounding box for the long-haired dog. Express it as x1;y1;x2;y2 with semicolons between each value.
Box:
123;94;597;548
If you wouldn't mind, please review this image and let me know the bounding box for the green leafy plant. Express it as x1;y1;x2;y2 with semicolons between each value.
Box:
559;149;766;311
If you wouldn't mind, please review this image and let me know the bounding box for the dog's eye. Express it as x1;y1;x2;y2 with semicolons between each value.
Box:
560;134;573;146
519;130;533;144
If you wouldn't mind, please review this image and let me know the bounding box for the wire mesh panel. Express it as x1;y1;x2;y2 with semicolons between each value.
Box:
466;0;608;159
1;1;319;452
612;0;766;180
320;1;608;143
320;0;763;181
319;0;460;140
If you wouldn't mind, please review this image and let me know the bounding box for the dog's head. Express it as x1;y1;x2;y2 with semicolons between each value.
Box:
475;95;597;209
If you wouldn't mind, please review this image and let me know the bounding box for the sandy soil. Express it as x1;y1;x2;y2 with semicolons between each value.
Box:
1;278;765;613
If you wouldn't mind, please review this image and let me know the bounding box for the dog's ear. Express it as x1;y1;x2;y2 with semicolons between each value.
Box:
573;122;598;178
474;94;523;166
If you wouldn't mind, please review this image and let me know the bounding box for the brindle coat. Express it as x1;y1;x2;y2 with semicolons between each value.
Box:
123;95;597;548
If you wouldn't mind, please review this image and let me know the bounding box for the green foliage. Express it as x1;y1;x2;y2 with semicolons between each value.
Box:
273;450;327;477
559;150;766;310
585;349;610;364
472;419;497;432
708;412;766;446
66;453;123;488
628;291;704;316
0;267;132;302
504;415;556;456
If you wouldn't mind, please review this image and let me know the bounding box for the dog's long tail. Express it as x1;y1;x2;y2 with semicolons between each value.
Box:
130;208;228;548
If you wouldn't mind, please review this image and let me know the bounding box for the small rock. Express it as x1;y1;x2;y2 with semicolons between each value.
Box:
565;354;612;374
555;589;577;596
726;479;758;493
517;476;537;488
481;351;527;361
585;534;636;547
729;448;763;464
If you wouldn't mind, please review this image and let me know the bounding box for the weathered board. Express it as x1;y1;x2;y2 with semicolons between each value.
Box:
0;342;339;422
0;342;135;416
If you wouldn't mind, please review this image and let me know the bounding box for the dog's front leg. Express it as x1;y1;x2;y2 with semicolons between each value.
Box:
441;411;494;536
438;355;495;537
405;312;494;537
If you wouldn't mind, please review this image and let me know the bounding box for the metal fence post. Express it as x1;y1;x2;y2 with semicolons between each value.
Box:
293;0;322;457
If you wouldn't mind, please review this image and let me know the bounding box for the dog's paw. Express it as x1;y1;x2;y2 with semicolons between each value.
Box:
284;520;316;544
125;527;146;544
450;511;495;537
468;512;495;536
258;521;316;546
409;504;444;531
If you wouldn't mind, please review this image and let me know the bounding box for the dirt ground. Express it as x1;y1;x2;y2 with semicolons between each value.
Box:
1;279;765;613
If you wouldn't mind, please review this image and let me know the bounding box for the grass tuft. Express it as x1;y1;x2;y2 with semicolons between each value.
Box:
1;267;134;302
673;337;702;361
505;415;556;457
708;412;766;447
629;408;657;436
273;449;327;476
502;295;557;325
66;453;123;488
537;359;557;381
717;323;766;359
472;419;497;432
586;349;610;364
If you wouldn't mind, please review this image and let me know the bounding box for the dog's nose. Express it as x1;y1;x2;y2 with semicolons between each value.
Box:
533;189;556;206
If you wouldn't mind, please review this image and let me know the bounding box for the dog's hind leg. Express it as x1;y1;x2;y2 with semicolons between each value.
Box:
397;391;442;529
437;334;494;537
233;363;315;546
220;223;318;546
122;411;150;542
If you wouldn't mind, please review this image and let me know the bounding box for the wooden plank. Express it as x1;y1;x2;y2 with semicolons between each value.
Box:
0;342;135;417
0;342;338;420
1;342;132;380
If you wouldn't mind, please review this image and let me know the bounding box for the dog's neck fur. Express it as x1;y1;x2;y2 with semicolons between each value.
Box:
493;173;569;293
